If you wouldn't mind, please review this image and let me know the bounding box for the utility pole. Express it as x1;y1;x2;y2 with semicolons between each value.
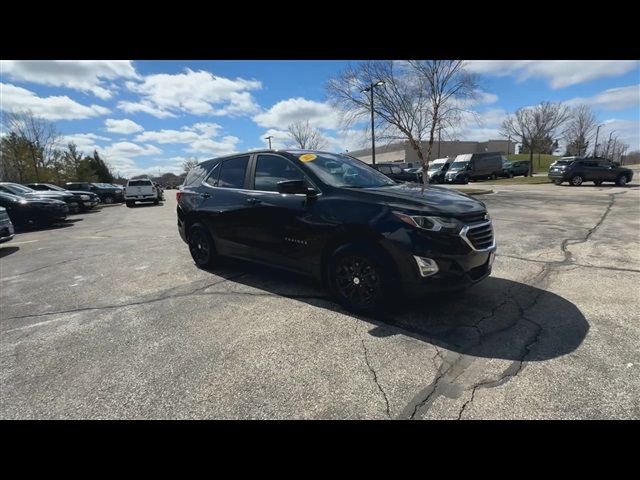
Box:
604;130;616;160
361;80;385;166
437;125;442;158
265;135;273;149
593;124;602;157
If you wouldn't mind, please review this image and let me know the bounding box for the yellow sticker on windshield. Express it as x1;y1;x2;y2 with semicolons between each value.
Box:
299;153;317;162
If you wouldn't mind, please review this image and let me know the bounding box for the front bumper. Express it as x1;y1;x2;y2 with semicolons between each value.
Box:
401;249;495;298
0;223;15;243
445;173;466;183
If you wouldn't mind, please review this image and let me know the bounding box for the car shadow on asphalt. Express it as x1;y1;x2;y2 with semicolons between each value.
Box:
202;258;588;363
0;246;19;258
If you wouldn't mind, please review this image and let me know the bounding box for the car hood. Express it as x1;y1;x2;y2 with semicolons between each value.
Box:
67;190;97;197
24;191;70;198
346;183;486;215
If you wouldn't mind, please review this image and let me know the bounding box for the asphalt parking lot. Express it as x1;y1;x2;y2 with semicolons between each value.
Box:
1;180;639;419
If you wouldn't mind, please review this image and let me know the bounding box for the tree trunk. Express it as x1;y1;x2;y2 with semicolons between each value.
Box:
529;149;534;177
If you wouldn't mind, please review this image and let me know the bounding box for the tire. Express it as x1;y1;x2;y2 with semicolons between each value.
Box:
570;175;583;186
103;195;114;204
594;180;603;186
523;171;529;177
553;180;563;185
153;199;159;205
188;223;216;269
616;175;628;187
327;243;392;314
508;172;514;178
490;173;497;180
126;201;134;208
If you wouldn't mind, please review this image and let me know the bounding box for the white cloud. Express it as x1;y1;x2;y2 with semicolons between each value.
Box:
62;133;111;154
122;68;261;118
253;97;341;130
466;60;640;89
453;108;509;142
105;118;144;134
599;118;640;152
0;60;138;99
566;84;640;111
0;83;110;120
135;122;238;156
104;141;162;158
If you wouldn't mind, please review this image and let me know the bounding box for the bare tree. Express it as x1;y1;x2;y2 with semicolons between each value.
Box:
501;102;571;177
287;120;328;150
409;61;479;183
2;110;61;182
63;142;84;179
326;61;432;177
182;158;200;174
564;104;597;156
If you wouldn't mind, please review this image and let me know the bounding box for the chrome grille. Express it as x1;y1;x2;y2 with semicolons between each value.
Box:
459;220;495;251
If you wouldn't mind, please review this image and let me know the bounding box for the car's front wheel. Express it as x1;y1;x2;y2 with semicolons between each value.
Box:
594;180;603;186
103;195;114;204
328;244;391;314
570;175;583;186
126;201;134;208
616;175;628;187
553;180;563;185
188;223;216;268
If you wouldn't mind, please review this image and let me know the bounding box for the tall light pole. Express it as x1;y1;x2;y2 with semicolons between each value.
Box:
604;130;616;159
437;125;442;158
265;135;274;149
593;124;603;157
361;80;385;166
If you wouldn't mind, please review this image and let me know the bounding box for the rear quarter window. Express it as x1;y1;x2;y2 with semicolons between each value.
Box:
184;164;209;186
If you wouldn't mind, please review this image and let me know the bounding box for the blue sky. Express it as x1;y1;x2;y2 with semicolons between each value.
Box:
1;60;638;177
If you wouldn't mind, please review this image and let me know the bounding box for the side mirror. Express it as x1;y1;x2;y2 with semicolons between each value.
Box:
277;180;317;197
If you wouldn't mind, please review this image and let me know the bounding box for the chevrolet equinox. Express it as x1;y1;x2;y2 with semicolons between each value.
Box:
177;150;496;313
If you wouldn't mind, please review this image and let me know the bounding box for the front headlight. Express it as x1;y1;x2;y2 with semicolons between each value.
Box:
81;195;90;200
393;211;461;232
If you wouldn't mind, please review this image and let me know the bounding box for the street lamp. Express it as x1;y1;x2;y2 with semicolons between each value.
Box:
604;130;617;159
265;135;274;149
361;80;385;166
593;124;603;157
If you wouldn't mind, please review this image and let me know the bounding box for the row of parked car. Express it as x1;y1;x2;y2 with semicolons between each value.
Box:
0;181;127;240
372;153;530;185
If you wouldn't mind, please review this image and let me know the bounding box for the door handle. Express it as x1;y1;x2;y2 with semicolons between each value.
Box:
246;197;261;204
200;192;211;198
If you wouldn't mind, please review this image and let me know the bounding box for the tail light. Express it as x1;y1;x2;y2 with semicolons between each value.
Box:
176;190;183;202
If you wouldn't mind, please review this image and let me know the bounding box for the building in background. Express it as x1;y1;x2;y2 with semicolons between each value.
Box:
347;139;515;166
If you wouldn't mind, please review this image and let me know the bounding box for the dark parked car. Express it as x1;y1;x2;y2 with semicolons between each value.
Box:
25;183;99;211
548;157;633;186
508;160;530;177
0;192;68;229
0;207;15;244
177;150;495;313
65;182;124;204
0;182;80;213
372;163;418;183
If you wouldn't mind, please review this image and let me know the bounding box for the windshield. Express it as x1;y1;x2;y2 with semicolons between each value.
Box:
449;161;469;171
45;184;65;191
3;183;33;194
290;152;397;188
554;160;574;166
428;163;445;171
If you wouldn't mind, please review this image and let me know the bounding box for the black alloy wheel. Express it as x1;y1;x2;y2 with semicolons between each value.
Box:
332;254;384;312
189;224;215;268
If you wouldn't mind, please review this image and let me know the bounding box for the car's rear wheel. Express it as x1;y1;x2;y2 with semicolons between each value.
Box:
553;180;563;185
189;223;216;268
570;175;583;186
616;175;628;187
126;201;134;208
103;195;114;204
508;172;514;178
594;180;603;186
153;199;159;205
328;244;391;314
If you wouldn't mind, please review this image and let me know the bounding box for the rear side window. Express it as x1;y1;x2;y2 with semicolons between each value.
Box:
217;156;250;189
391;166;402;174
378;166;391;174
598;161;612;168
184;164;208;186
128;180;152;187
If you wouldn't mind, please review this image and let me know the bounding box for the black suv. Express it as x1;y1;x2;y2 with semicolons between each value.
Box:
65;182;125;203
548;157;633;186
177;150;496;312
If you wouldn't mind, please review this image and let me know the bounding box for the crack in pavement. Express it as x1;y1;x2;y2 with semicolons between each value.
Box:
361;338;391;419
2;274;248;327
496;254;640;274
405;193;624;420
1;253;106;280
